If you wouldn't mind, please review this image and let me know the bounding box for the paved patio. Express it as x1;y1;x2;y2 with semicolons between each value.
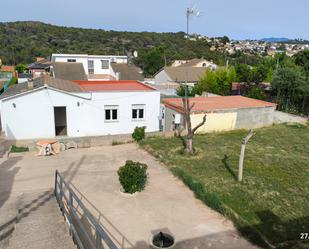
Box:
0;143;259;249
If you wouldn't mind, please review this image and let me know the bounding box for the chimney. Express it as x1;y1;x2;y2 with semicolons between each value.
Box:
28;79;34;89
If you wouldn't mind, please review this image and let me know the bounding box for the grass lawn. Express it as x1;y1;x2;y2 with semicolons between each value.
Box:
140;124;309;249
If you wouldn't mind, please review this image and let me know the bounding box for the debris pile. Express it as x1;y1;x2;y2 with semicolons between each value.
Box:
36;140;77;156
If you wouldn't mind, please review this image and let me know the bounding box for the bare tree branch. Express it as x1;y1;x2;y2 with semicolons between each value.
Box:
242;129;255;144
192;114;207;134
189;102;195;111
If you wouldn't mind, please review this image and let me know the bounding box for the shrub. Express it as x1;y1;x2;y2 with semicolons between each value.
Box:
117;160;148;194
10;145;29;153
132;126;146;142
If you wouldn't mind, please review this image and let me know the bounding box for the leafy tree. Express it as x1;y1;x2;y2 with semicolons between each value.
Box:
246;86;266;100
235;64;251;82
221;36;230;44
249;64;269;83
272;66;309;114
142;47;165;77
196;67;236;95
15;64;28;73
294;50;309;75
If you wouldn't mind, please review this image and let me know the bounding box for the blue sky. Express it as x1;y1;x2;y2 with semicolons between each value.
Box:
1;0;308;40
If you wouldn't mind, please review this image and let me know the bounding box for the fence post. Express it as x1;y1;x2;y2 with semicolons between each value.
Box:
54;171;58;197
68;190;73;236
96;229;102;249
59;177;63;211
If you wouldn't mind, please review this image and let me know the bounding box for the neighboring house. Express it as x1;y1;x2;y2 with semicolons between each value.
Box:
51;54;128;81
50;62;87;81
110;63;144;81
0;76;160;140
0;65;17;77
17;73;32;83
0;69;14;93
154;66;207;86
163;96;276;133
28;57;51;78
170;58;217;70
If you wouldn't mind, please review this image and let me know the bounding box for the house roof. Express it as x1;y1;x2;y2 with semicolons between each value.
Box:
111;63;144;81
73;80;157;92
182;58;205;67
52;62;87;81
0;76;83;100
163;66;206;83
163;96;276;113
0;65;15;72
28;58;51;69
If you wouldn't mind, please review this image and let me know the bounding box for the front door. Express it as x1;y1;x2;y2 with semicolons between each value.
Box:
54;107;67;136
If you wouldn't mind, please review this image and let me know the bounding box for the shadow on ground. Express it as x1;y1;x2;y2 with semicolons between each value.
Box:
222;154;238;181
0;157;21;209
238;210;309;249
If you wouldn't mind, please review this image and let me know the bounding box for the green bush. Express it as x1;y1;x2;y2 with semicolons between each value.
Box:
132;126;146;142
117;160;148;194
10;145;29;153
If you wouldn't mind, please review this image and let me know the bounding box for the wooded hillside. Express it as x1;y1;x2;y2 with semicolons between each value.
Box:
0;21;260;76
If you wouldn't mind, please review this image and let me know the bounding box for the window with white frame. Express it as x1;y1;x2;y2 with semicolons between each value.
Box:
67;59;76;62
104;105;118;121
101;60;109;69
132;104;145;120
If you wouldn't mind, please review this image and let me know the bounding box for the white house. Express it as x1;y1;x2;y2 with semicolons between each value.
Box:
51;54;128;81
0;76;160;140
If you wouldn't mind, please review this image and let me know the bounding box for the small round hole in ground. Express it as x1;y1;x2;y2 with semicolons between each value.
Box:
151;232;175;248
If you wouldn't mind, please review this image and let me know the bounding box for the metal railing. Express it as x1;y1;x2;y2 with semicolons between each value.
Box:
54;170;118;249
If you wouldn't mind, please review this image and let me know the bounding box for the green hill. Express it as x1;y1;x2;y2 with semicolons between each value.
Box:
0;21;261;76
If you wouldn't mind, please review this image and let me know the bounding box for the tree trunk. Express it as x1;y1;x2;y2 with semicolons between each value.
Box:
185;137;193;154
182;97;207;155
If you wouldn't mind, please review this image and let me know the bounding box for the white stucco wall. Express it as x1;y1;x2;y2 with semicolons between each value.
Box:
0;88;160;140
51;54;127;76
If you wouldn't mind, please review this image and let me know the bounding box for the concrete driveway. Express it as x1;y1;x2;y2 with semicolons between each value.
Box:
0;143;258;249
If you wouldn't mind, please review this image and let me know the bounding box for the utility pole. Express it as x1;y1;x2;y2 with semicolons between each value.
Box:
181;7;206;155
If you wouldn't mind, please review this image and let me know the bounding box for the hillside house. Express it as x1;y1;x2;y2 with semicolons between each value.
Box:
0;77;160;140
163;96;276;133
28;57;51;78
51;54;126;81
170;58;217;70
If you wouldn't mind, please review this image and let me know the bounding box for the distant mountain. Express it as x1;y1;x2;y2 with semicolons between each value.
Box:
260;37;290;42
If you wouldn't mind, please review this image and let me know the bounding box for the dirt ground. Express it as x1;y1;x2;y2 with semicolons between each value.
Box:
0;143;259;249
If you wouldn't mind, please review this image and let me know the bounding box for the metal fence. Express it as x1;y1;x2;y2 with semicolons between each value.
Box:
54;170;118;249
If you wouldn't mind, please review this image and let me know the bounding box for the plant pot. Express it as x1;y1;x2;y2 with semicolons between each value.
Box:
119;187;138;197
149;232;176;249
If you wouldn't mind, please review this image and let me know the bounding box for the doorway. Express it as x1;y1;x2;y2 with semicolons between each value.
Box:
54;107;67;136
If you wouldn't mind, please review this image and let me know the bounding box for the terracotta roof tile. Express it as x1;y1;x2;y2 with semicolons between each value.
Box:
163;96;276;113
73;80;157;92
